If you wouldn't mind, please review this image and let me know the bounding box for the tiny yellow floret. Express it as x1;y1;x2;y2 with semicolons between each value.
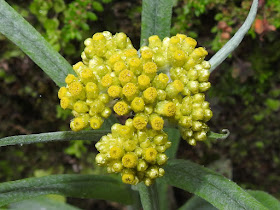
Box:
68;81;83;97
123;83;138;98
65;74;77;84
108;85;122;98
150;115;164;130
58;87;67;99
119;69;135;84
101;74;113;87
143;87;157;103
73;61;83;71
122;153;138;168
133;116;148;130
122;174;135;185
143;62;157;74
131;97;145;112
90;116;103;129
110;146;124;159
113;101;130;116
145;148;158;163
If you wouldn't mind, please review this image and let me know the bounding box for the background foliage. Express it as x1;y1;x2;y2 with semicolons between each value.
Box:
0;0;279;209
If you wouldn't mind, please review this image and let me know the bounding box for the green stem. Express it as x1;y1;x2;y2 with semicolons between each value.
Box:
137;182;159;210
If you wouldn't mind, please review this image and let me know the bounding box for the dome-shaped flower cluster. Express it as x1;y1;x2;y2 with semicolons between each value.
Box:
95;120;171;186
58;31;212;185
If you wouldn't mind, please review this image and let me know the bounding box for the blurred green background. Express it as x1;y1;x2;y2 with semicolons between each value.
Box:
0;0;279;209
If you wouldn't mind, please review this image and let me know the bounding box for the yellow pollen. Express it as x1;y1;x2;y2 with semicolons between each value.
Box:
108;85;122;98
122;153;138;168
113;101;129;116
143;62;157;74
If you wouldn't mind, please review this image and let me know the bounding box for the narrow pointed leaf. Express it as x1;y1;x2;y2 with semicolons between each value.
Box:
141;0;173;46
248;190;280;210
0;130;110;147
209;0;258;72
137;182;159;210
160;159;268;210
9;196;81;210
0;174;133;207
0;0;75;87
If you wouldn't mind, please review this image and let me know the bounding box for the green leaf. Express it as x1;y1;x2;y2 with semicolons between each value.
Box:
248;190;280;210
141;0;173;46
0;174;133;207
137;182;159;210
9;195;81;210
87;12;98;21
0;130;110;147
0;0;75;87
207;129;230;141
53;0;66;13
157;128;181;210
159;159;268;210
179;196;217;210
92;2;104;12
209;0;258;72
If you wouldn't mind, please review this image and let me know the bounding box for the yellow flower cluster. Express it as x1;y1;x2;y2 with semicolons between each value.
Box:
95;120;170;186
58;31;212;185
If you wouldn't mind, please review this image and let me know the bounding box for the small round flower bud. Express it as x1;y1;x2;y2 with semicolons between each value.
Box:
148;35;161;48
60;97;73;109
122;153;138;168
143;87;158;104
108;85;122;98
131;97;145;112
133;115;148;130
112;161;123;172
122;173;135;185
58;87;68;99
157;90;167;101
113;101;130;116
204;109;213;122
73;101;89;113
157;153;168;165
101;74;113;87
144;147;158;163
124;140;137;152
143;62;157;78
95;153;107;166
194;130;207;141
199;82;211;92
119;69;136;85
90;116;104;129
155;101;176;117
73;61;84;72
158;168;165;177
152;73;169;89
70;115;89;131
113;61;126;74
146;166;159;179
68;81;84;97
187;81;199;94
86;82;99;99
192;121;203;131
138;74;151;90
66;75;78;87
101;107;112;118
110;146;125;159
137;159;148;172
150;115;164;131
192;108;204;121
123;83;138;100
